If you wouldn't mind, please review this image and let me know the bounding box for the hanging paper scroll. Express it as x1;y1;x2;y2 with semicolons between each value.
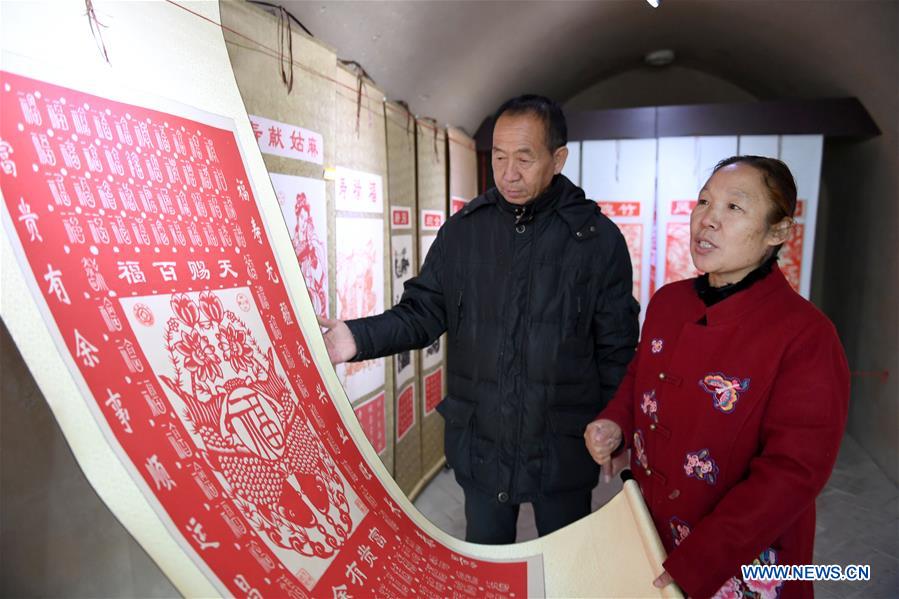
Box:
561;141;581;186
385;101;423;497
779;136;822;296
333;64;393;471
418;210;445;374
415;119;448;481
581;139;656;319
447;127;477;216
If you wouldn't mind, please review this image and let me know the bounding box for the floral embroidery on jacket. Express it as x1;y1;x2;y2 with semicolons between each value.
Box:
699;372;750;413
711;548;783;599
669;517;691;547
640;390;658;422
651;338;664;354
634;430;648;469
684;448;719;485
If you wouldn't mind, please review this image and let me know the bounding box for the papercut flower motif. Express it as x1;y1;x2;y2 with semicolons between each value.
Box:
710;577;742;599
171;293;200;327
174;329;222;382
669;517;691;547
217;324;253;372
641;390;658;421
199;290;224;323
746;578;784;599
684;448;719;485
634;430;648;469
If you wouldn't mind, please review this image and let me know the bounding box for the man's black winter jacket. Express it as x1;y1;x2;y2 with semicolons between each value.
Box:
347;175;639;503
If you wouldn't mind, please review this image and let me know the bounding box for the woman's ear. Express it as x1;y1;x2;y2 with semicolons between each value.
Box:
767;217;793;247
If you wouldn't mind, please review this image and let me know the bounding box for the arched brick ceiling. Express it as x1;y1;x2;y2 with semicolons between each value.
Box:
277;1;897;135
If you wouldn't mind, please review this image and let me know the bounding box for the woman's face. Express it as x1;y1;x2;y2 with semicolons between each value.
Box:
690;163;790;287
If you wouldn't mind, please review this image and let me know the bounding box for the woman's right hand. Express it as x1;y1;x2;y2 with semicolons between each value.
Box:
584;419;624;482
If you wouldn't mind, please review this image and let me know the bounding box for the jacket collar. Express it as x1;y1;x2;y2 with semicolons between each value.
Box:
460;175;598;238
700;263;792;326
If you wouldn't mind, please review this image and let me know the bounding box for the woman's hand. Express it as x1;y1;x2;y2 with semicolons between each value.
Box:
653;570;674;588
584;419;623;482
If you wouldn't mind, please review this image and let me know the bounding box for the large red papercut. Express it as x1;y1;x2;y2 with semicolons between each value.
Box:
335;216;385;399
619;223;643;300
424;368;443;417
396;383;416;442
778;222;804;293
664;223;700;284
271;174;328;318
0;71;534;598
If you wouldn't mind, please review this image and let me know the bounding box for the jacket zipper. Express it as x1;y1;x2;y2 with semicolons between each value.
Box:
455;289;464;335
509;218;538;500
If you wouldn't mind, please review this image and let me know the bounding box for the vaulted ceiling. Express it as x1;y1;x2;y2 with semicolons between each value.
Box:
276;0;896;136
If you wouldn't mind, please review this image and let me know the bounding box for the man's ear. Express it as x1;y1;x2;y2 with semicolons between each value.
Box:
552;145;569;175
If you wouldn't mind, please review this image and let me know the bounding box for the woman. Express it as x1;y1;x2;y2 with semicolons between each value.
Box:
585;156;849;598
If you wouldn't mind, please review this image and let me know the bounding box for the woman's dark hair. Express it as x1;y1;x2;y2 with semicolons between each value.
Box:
712;155;798;223
493;94;567;152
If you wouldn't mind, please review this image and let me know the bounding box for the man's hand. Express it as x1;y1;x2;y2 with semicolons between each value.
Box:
584;419;624;482
317;315;357;365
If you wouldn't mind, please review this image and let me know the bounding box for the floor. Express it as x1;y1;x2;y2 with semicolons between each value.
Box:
413;433;899;598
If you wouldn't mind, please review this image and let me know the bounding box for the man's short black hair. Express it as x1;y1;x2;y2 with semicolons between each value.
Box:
493;94;567;152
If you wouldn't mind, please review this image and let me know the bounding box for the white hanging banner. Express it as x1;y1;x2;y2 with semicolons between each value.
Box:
249;114;324;165
334;166;384;213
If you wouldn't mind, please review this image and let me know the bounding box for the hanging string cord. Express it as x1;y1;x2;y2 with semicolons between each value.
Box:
395;100;414;144
338;60;376;136
355;73;363;135
246;0;313;37
85;0;110;64
276;7;294;93
418;117;440;160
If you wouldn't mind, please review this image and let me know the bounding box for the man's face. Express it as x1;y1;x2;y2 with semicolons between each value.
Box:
492;112;567;205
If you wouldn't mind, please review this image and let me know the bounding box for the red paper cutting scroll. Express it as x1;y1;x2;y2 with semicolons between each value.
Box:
0;70;537;598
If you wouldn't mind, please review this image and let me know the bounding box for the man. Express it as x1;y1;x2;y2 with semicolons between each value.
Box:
319;95;638;544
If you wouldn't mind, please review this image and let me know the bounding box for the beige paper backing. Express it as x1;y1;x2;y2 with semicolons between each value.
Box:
415;119;449;477
447;126;478;202
385;101;423;496
0;2;679;597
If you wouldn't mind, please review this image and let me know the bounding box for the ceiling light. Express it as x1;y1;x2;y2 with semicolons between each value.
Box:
644;49;675;66
645;0;661;7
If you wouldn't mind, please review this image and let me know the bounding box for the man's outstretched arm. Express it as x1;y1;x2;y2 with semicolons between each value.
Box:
318;227;449;365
